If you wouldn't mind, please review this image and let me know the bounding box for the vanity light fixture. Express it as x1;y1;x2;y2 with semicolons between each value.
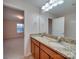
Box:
42;3;49;10
41;0;64;12
45;3;49;8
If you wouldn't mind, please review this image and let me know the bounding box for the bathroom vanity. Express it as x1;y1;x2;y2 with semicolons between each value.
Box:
30;34;75;59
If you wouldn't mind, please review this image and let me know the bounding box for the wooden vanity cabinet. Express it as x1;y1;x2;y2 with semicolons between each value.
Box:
35;45;39;59
40;43;66;59
31;41;35;57
50;57;54;59
31;37;68;59
31;38;40;59
40;49;49;59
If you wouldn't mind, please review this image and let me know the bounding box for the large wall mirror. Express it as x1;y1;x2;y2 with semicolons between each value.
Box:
47;0;76;40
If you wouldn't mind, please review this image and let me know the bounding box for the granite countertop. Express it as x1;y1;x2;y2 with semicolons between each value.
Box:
31;35;76;59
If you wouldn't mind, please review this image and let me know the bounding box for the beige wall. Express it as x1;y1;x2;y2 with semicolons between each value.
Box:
3;20;24;39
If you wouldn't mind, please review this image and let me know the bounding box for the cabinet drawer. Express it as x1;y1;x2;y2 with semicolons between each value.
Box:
32;39;39;46
40;43;66;59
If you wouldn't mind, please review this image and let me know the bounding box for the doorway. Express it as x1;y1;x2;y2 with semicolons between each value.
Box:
48;18;52;34
3;6;24;59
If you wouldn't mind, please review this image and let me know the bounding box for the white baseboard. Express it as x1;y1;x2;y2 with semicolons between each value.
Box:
24;52;32;57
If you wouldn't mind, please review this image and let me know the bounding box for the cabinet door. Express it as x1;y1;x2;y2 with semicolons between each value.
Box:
31;41;35;57
50;57;54;59
40;49;49;59
35;45;39;59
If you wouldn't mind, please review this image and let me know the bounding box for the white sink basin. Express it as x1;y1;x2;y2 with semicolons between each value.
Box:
49;41;65;49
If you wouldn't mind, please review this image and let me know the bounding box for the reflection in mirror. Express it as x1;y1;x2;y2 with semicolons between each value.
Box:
47;0;76;40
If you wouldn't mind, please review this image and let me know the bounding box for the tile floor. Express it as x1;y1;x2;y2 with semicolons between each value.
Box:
4;38;24;59
24;55;34;59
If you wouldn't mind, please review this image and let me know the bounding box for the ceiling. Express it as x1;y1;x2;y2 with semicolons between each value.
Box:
26;0;76;17
3;0;76;18
3;6;24;22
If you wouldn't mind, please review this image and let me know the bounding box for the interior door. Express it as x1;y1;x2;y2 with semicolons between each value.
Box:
48;18;52;34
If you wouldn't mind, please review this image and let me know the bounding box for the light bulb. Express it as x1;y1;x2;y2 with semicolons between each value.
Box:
49;0;57;4
41;6;45;9
52;3;58;7
58;0;64;4
45;3;49;8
